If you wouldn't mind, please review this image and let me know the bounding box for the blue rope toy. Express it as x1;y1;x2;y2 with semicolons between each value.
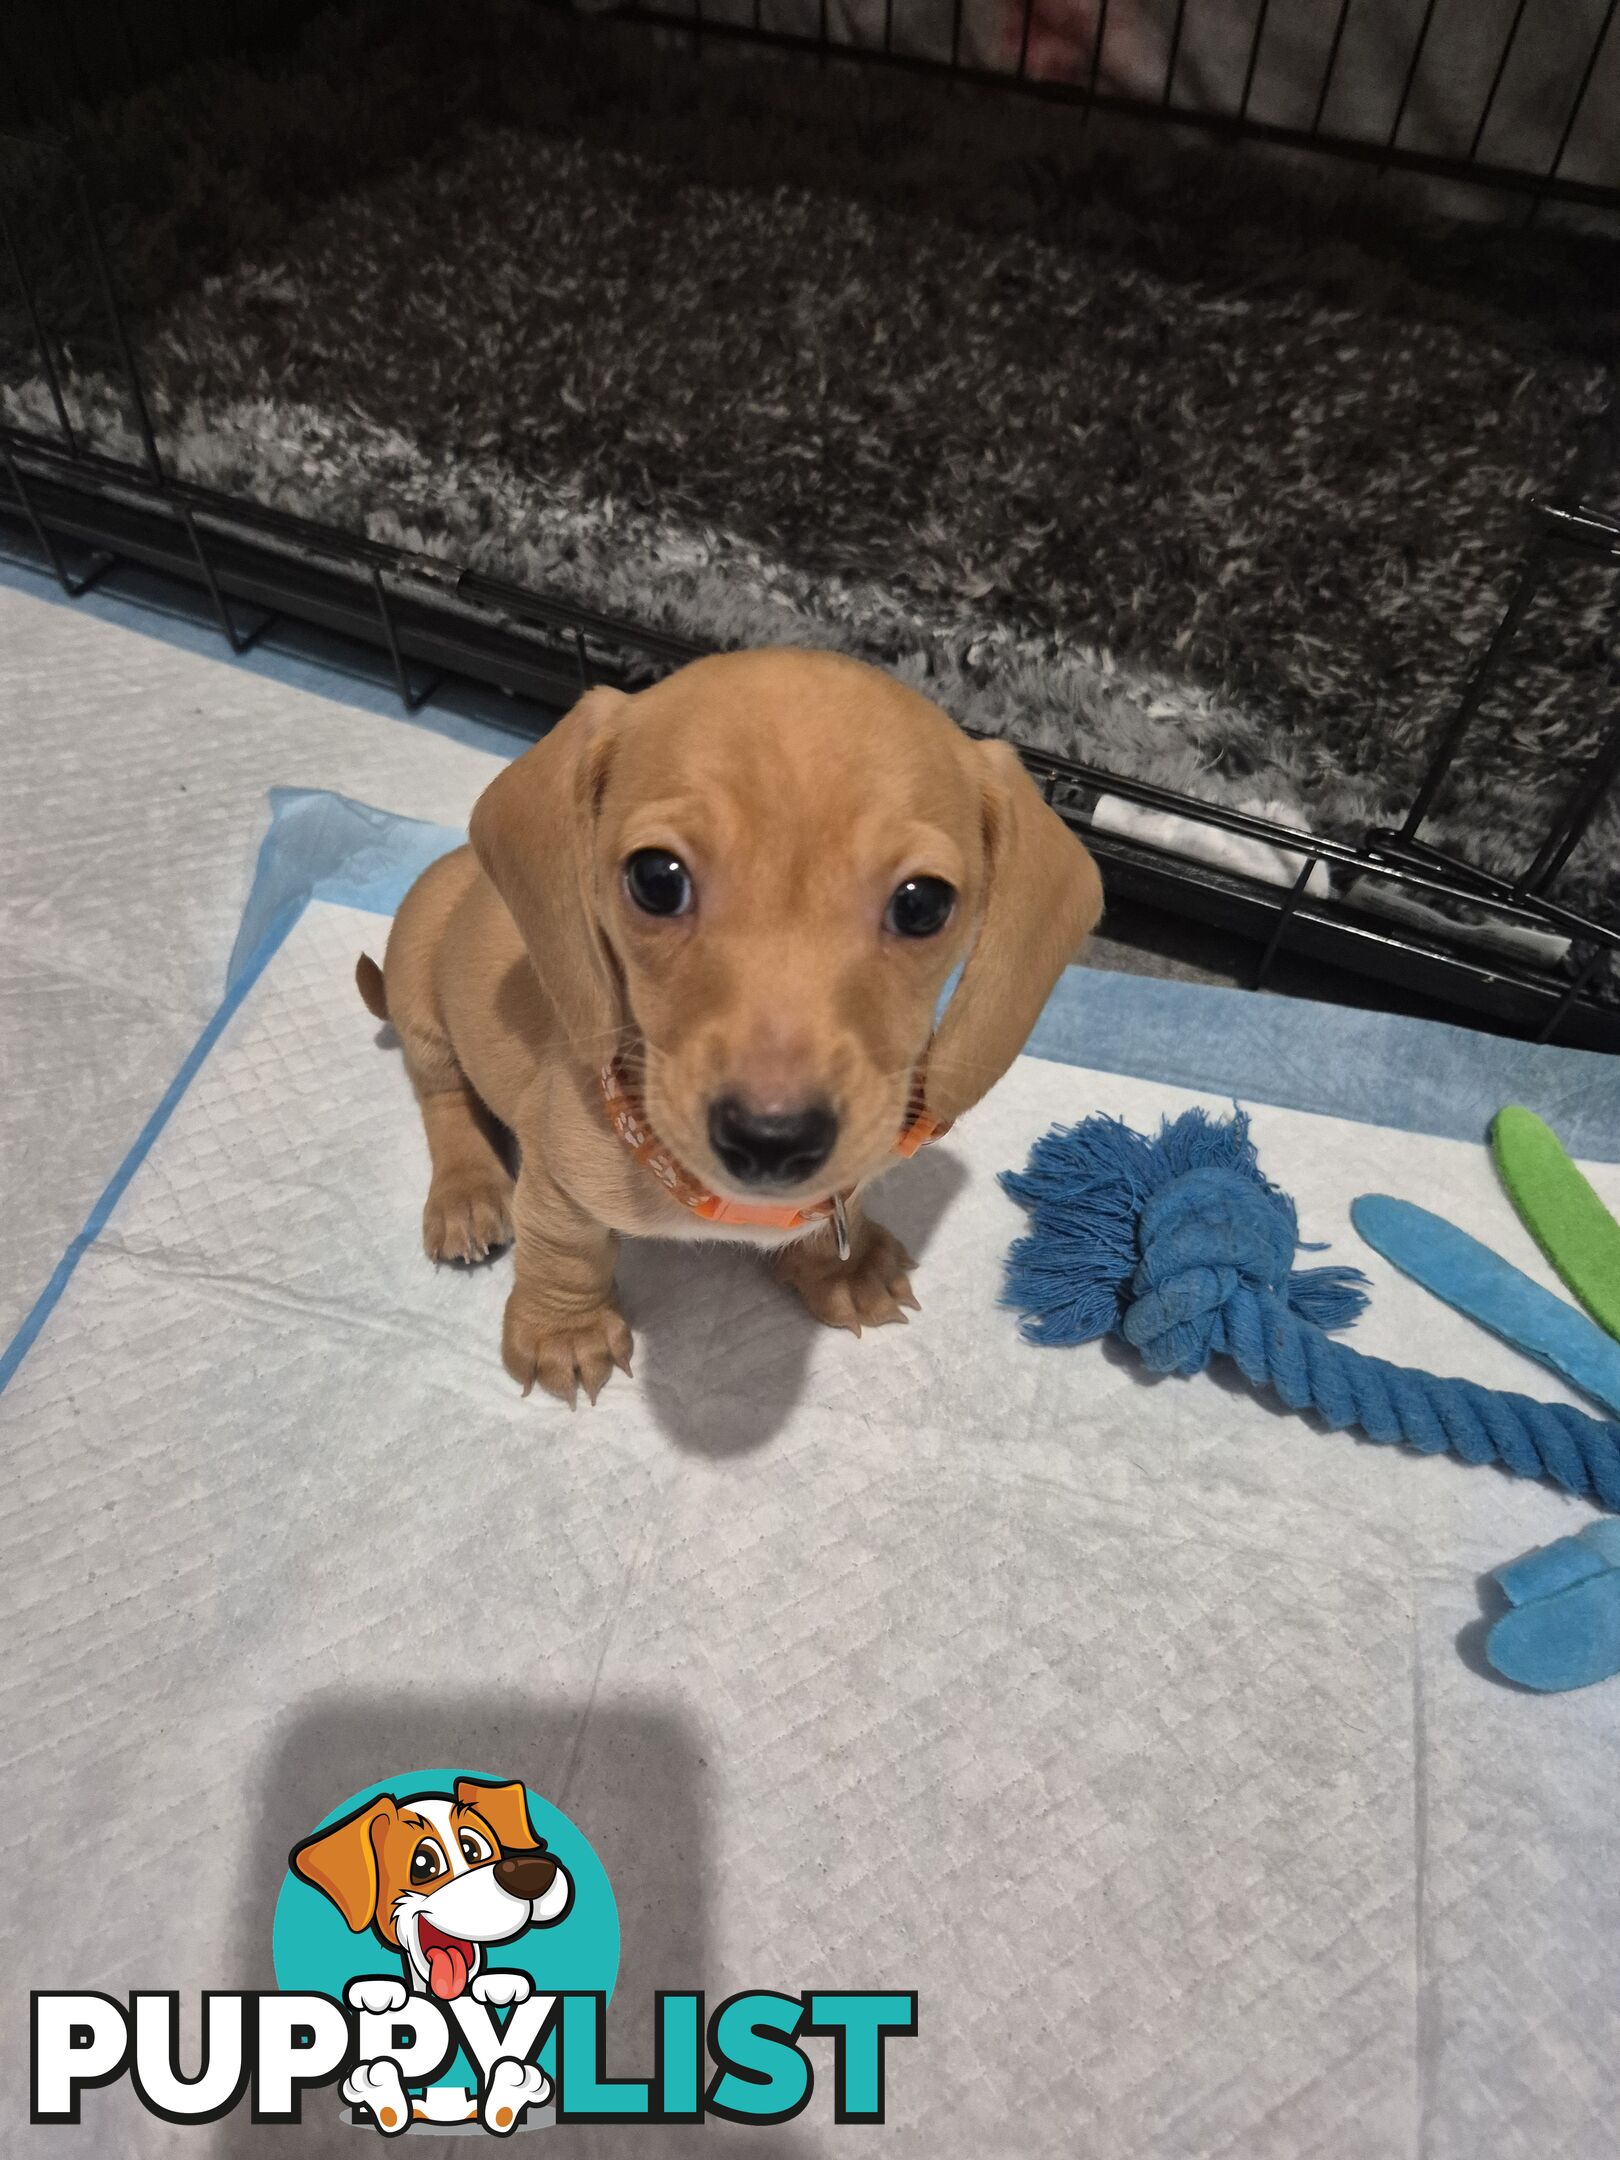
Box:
1001;1106;1620;1512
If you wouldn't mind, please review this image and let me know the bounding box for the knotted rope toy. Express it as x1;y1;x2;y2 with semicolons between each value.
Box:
1001;1107;1620;1512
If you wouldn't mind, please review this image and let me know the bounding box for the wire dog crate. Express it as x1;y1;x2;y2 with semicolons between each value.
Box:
2;0;1618;1047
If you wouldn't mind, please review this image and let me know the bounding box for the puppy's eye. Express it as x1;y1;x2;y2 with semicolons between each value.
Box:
459;1831;492;1865
624;850;693;918
409;1841;444;1884
885;876;956;939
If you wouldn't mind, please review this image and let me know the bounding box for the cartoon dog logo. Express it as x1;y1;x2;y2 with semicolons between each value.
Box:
290;1776;573;2133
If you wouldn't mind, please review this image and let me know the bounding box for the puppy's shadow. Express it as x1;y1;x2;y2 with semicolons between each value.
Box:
624;1145;971;1458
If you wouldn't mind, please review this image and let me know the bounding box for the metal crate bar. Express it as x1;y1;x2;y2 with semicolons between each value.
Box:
1310;0;1358;135
73;169;163;484
607;6;1620;210
1468;0;1533;163
1237;0;1275;125
1162;0;1191;108
4;446;1614;1047
1543;0;1619;188
0;198;76;454
1384;0;1441;155
2;56;1617;1050
1;438;110;595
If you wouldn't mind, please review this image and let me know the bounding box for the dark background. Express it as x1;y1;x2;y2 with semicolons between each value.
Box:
1;0;327;128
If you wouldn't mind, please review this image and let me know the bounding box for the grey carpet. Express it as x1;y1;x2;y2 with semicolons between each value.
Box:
4;0;1617;932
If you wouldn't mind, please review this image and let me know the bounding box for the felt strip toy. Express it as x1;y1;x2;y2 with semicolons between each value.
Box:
1350;1194;1620;1420
1491;1106;1620;1343
1001;1107;1620;1511
1484;1519;1620;1693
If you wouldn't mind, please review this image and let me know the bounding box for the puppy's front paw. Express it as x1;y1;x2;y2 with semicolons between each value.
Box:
424;1168;514;1265
346;1977;409;2016
503;1294;634;1407
781;1219;919;1336
483;2058;551;2133
343;2059;411;2135
471;1969;532;2008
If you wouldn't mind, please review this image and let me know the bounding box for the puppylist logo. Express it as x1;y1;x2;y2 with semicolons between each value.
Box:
32;1767;916;2135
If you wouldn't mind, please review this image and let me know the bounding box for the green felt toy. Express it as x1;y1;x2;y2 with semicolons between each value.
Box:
1491;1106;1620;1343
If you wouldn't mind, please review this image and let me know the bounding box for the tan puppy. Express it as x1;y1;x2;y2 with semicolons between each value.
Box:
359;649;1101;1405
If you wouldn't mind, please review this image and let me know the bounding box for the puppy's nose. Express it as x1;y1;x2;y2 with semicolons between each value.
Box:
708;1098;837;1187
494;1850;558;1900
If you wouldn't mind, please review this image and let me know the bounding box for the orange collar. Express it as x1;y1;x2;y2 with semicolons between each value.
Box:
600;1057;951;1252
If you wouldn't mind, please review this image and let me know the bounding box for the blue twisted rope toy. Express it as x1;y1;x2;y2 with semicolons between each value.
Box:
1001;1106;1620;1512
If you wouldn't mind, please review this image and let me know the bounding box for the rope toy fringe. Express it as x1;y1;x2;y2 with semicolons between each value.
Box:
1001;1107;1620;1511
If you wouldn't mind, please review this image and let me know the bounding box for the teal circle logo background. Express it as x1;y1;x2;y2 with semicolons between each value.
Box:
272;1768;618;2080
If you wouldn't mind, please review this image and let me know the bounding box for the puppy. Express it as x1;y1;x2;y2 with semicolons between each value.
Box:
359;649;1101;1405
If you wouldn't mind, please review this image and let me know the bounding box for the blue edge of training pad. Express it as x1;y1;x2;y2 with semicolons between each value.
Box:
2;776;1615;1402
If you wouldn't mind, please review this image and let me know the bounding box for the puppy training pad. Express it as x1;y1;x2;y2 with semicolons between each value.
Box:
4;821;1620;2156
0;567;513;1353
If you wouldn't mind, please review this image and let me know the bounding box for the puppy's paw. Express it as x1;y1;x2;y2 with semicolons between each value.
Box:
482;2058;551;2133
471;1969;532;2008
346;1977;409;2016
503;1295;634;1407
424;1168;514;1265
343;2059;411;2135
782;1219;919;1336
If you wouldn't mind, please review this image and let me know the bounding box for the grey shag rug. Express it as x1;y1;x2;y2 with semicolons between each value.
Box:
4;0;1617;927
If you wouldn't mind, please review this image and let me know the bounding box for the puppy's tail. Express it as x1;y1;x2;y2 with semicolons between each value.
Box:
355;953;389;1021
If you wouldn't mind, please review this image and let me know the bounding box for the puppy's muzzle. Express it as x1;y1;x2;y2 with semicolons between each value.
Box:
494;1850;561;1901
708;1098;837;1187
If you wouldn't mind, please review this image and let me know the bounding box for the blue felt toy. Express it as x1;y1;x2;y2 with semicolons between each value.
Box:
1001;1106;1620;1512
1351;1195;1620;1420
1347;1193;1620;1690
1485;1520;1620;1692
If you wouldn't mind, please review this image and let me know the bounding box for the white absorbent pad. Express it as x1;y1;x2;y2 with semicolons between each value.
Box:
4;890;1619;2159
0;569;512;1351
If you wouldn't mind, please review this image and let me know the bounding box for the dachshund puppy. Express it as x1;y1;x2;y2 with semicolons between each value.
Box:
360;649;1101;1404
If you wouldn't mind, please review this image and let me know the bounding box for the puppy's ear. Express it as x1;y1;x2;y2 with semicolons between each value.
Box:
456;1777;539;1854
469;686;630;1058
926;741;1102;1125
289;1797;396;1932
